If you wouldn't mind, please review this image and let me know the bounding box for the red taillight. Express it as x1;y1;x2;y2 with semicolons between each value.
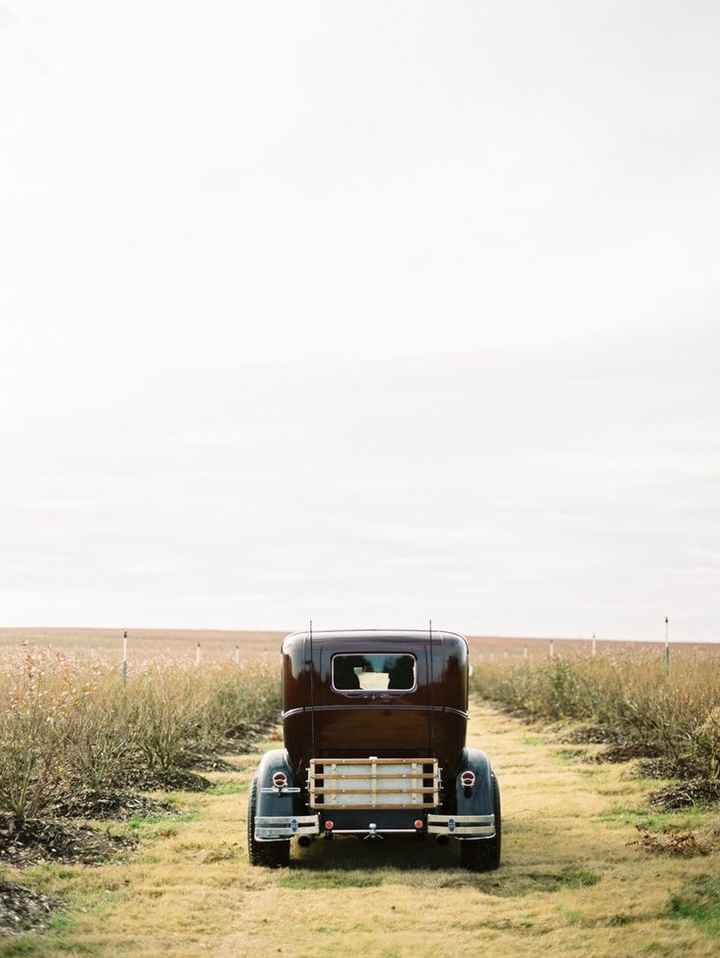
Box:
324;820;334;830
272;771;288;789
414;819;423;830
460;770;476;789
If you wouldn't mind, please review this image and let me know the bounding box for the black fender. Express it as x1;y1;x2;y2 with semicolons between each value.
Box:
455;747;495;816
253;748;301;819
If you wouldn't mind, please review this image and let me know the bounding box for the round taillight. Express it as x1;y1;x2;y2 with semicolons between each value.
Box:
272;771;288;789
460;770;476;789
324;820;334;830
414;819;424;830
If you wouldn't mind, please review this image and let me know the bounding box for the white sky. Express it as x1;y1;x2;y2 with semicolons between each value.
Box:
1;1;718;640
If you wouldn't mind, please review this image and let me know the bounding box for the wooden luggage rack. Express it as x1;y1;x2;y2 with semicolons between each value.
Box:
307;757;441;810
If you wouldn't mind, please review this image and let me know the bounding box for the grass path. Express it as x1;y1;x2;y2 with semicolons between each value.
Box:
4;704;720;957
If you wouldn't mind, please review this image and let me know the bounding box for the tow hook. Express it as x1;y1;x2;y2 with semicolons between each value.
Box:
364;823;383;840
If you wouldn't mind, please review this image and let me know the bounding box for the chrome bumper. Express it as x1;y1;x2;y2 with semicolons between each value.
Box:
254;814;320;841
427;814;495;838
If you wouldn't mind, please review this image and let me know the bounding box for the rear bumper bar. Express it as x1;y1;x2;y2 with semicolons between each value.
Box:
427;814;495;838
255;812;495;841
255;815;320;841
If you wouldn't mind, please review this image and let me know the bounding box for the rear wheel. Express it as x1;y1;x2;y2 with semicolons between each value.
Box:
247;777;290;868
460;774;501;871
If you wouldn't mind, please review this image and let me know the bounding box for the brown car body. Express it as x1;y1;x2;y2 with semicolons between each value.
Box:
282;629;468;779
248;628;501;871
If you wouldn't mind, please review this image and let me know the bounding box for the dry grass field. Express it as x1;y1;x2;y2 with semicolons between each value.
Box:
2;627;712;666
3;703;720;957
0;628;284;664
1;631;719;956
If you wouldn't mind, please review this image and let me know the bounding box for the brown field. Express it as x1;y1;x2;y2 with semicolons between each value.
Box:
0;627;715;666
6;703;719;957
466;634;720;659
0;627;284;664
2;630;720;955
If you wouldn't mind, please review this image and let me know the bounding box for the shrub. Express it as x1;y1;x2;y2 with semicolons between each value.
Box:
0;649;281;824
470;648;720;781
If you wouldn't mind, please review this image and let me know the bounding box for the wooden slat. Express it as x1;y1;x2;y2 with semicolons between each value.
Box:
307;757;440;810
310;758;436;766
309;802;438;810
313;773;435;781
309;787;436;796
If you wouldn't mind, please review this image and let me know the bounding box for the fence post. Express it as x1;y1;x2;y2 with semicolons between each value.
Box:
664;617;670;673
122;630;128;685
195;642;201;667
549;639;555;659
523;646;528;660
592;633;597;658
234;644;240;665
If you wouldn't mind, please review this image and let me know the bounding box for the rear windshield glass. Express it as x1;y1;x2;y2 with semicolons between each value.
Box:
332;654;416;691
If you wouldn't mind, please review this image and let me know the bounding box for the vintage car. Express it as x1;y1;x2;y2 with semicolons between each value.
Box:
247;628;501;870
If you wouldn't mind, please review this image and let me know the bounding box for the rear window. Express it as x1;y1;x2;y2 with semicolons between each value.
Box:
332;653;416;692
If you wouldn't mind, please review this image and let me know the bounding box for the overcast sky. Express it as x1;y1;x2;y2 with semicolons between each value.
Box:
1;2;718;640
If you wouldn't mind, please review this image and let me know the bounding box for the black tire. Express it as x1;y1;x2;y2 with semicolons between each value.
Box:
460;774;501;871
247;777;290;868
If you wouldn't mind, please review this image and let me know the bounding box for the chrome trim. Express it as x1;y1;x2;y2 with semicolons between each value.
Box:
444;706;470;719
330;652;417;695
260;786;301;794
282;704;468;718
332;828;418;834
254;814;320;841
281;706;305;720
426;813;495;838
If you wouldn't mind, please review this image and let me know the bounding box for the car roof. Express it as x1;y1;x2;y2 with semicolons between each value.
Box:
283;628;467;647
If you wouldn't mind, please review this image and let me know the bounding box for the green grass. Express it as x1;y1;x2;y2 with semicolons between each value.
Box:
559;908;584;925
125;808;198;835
599;804;710;832
0;939;100;957
555;748;590;763
557;866;601;888
557;908;646;930
0;908;102;958
209;779;248;795
0;942;39;958
668;876;720;936
279;872;383;890
521;735;546;746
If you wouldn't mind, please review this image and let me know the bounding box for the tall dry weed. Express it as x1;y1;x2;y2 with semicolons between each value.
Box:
471;647;720;780
0;648;280;824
